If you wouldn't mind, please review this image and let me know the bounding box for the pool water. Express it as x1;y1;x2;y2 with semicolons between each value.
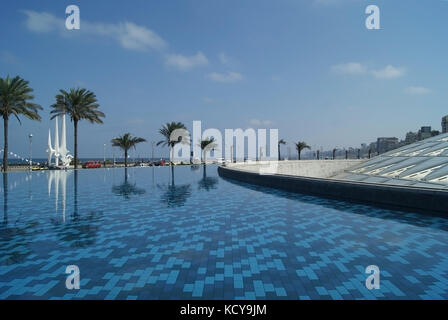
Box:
0;165;447;300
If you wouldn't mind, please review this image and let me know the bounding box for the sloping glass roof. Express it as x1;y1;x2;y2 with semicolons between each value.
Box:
341;133;448;189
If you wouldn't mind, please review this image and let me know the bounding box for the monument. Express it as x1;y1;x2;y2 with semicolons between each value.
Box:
47;114;73;167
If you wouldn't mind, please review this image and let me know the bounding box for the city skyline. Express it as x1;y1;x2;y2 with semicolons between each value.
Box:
1;0;448;158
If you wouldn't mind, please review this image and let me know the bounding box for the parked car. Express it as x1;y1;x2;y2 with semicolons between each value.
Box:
83;161;102;169
48;164;63;170
153;159;167;166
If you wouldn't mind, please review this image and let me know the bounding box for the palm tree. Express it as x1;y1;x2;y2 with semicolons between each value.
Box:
295;141;311;160
199;137;217;164
278;139;286;161
111;133;146;167
0;76;42;172
50;88;105;169
156;122;188;163
332;148;337;160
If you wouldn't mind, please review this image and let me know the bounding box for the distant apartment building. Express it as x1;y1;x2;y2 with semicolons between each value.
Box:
368;142;377;154
377;137;399;154
405;131;419;144
418;126;432;140
442;115;448;133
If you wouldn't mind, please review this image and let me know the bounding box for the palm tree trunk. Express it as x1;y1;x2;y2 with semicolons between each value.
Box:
74;120;78;169
124;149;128;168
298;150;301;160
2;115;8;172
278;144;281;161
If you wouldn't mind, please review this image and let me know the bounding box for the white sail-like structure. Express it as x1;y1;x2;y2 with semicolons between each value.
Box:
47;129;54;165
46;114;73;168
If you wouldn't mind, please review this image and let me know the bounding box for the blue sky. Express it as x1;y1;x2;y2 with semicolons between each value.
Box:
1;0;448;159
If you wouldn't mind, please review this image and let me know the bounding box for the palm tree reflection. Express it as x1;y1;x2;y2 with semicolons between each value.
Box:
1;172;36;263
74;169;78;218
52;170;103;248
159;168;191;207
198;165;218;191
112;168;146;200
3;173;7;226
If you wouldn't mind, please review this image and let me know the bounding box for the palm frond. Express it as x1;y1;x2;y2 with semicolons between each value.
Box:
295;141;311;152
157;121;187;148
111;133;147;151
0;75;42;122
50;87;105;124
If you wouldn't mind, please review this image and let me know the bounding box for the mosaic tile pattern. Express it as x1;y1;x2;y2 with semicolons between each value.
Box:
0;166;447;300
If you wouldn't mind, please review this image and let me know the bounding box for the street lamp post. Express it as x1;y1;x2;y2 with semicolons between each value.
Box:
151;141;155;162
28;133;33;171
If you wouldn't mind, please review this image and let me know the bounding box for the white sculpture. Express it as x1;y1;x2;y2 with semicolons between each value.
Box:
47;114;73;167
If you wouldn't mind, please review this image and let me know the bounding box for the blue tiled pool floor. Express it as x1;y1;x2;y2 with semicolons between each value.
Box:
0;166;447;299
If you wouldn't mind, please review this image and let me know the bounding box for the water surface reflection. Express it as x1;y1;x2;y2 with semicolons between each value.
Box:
112;168;146;200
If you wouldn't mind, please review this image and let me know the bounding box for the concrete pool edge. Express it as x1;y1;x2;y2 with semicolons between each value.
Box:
218;165;448;214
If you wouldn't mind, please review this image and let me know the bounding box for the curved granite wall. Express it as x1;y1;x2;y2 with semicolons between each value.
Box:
226;160;364;178
218;163;448;214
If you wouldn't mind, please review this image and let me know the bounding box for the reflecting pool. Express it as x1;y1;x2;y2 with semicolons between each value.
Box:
0;165;447;299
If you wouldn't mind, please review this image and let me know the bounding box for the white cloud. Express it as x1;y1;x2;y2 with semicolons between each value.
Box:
404;86;432;95
0;51;20;65
113;22;166;51
331;62;367;75
249;119;273;127
22;10;62;33
313;0;361;6
165;52;209;71
126;117;146;125
218;52;230;65
202;97;214;103
249;119;262;126
332;62;407;80
372;65;406;79
22;10;166;51
207;72;243;83
313;0;340;5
